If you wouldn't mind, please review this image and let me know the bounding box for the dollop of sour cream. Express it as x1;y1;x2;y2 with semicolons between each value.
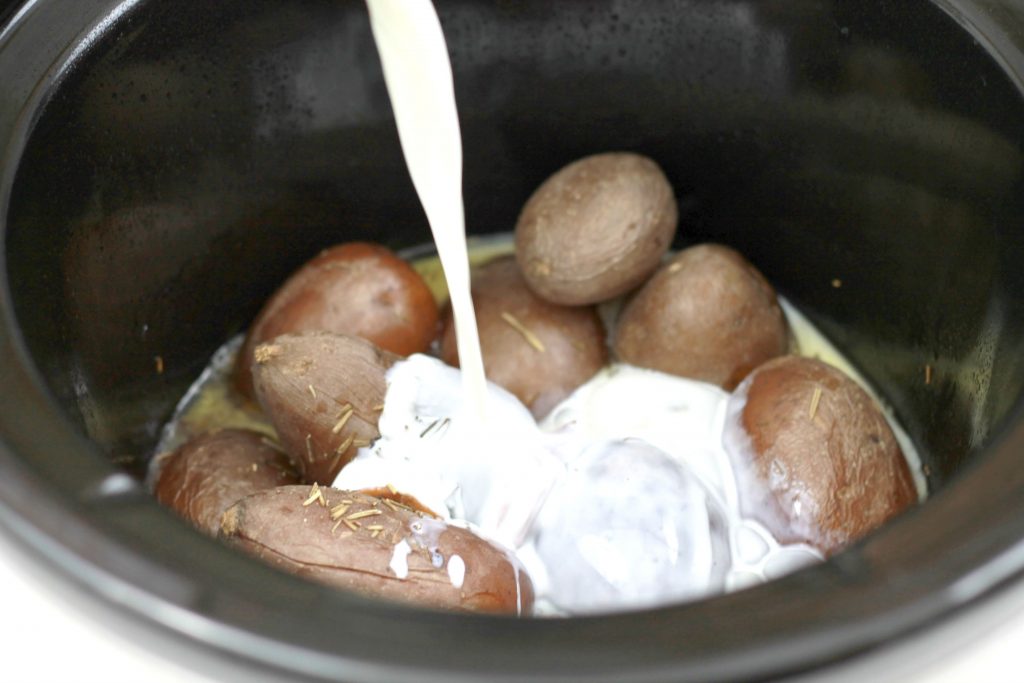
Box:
334;355;822;615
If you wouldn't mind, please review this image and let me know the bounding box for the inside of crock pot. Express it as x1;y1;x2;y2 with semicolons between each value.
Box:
5;0;1024;500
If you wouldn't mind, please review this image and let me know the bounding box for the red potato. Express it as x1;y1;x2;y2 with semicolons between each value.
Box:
614;243;789;390
723;355;917;555
515;152;678;305
439;256;607;418
235;242;438;398
221;486;533;614
251;332;398;484
154;428;299;536
359;486;442;518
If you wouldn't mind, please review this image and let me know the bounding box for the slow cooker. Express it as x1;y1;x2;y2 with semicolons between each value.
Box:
1;0;1023;680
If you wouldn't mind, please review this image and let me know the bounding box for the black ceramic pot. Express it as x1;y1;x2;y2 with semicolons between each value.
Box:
1;1;1023;681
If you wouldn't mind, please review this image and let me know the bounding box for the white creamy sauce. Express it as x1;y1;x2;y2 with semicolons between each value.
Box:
447;555;466;589
389;538;412;580
336;356;827;613
336;354;561;549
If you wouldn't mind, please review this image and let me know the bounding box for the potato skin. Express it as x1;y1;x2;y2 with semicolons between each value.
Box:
154;429;299;536
236;242;438;398
358;486;441;518
251;332;398;484
515;152;677;305
439;257;607;418
221;487;533;615
723;356;917;555
614;243;788;390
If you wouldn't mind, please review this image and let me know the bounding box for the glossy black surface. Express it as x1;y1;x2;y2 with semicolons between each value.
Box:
0;1;1023;681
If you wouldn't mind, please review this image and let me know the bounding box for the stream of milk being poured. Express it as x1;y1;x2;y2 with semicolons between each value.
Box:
364;0;488;417
364;0;560;570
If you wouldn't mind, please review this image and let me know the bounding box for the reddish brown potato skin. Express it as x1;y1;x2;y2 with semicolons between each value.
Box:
725;356;917;556
251;332;398;484
221;487;533;615
515;152;677;305
359;487;441;518
439;257;607;418
154;429;299;536
614;243;788;390
235;242;438;398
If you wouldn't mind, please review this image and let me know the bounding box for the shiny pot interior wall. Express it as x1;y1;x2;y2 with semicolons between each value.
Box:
2;2;1014;486
11;0;1021;487
6;2;1024;483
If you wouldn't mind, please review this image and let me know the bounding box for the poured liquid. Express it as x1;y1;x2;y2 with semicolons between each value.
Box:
365;0;488;417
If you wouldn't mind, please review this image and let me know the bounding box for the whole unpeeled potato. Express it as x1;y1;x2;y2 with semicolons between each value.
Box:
154;428;299;536
235;242;438;398
222;486;533;614
439;257;607;418
723;356;917;555
614;243;788;390
515;152;677;305
251;332;398;484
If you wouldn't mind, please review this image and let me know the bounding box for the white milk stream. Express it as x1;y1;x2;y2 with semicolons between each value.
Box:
365;0;488;416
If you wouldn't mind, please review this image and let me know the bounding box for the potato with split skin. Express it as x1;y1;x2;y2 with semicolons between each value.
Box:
154;428;299;536
439;256;607;419
251;331;398;484
614;243;789;390
221;486;533;615
359;486;441;518
235;242;438;399
723;356;917;556
515;152;678;305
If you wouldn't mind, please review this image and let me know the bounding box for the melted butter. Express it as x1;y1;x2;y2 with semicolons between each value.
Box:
407;235;517;303
151;336;272;478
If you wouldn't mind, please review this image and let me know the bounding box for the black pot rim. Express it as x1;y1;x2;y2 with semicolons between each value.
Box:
2;1;1024;681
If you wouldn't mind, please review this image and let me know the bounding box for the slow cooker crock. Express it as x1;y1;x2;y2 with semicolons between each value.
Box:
1;0;1024;680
